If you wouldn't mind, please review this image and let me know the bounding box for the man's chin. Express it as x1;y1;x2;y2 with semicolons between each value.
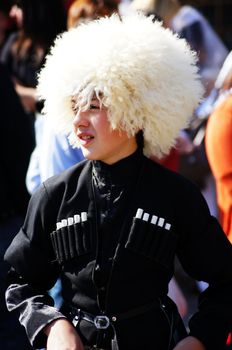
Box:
82;150;97;161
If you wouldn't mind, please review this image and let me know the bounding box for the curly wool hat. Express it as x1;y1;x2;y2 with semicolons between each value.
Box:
37;12;204;158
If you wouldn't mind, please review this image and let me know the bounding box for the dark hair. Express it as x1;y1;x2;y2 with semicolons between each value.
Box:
19;0;67;48
11;0;67;64
0;0;12;14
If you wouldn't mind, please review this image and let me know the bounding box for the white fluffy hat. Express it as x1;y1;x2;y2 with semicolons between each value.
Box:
37;12;203;158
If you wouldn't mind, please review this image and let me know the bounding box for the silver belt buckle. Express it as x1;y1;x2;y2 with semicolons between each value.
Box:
94;315;110;329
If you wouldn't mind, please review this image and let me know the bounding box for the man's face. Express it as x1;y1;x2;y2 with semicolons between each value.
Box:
72;96;137;164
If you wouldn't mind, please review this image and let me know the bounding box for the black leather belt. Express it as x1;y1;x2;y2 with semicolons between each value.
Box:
65;297;187;350
68;297;161;328
66;299;165;350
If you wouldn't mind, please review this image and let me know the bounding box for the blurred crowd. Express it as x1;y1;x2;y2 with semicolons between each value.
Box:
0;0;231;349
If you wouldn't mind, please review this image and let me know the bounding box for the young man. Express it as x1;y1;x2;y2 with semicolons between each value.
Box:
4;13;232;350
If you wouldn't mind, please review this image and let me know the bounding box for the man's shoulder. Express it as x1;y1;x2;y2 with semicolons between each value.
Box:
145;156;200;193
43;159;89;193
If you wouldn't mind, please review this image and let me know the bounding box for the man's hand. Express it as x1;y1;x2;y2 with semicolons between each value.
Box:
173;336;206;350
44;318;85;350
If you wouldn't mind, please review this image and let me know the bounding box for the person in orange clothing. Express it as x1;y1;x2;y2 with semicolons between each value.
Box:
205;66;232;244
206;55;232;349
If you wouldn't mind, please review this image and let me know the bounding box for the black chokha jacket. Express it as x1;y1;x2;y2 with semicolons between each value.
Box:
4;150;232;349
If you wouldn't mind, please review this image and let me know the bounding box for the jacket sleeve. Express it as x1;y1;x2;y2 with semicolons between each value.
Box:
4;183;64;348
6;280;65;348
176;183;232;349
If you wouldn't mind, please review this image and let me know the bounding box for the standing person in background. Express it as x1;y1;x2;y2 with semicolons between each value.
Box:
4;13;232;350
0;0;67;145
0;62;33;349
0;0;16;54
131;0;228;96
0;0;67;342
205;53;232;350
205;63;232;244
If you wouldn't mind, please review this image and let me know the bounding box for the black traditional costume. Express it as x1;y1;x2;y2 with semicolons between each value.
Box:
5;149;232;349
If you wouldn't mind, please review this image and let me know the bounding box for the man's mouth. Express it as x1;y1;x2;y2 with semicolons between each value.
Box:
77;133;94;146
80;135;93;140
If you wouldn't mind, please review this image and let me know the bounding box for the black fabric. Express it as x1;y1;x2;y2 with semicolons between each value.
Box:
0;63;34;216
1;32;44;88
4;153;232;349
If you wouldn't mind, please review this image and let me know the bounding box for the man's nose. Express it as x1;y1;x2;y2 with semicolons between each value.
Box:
73;111;89;128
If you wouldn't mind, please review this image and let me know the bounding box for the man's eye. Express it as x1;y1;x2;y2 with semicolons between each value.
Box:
71;99;77;113
71;107;78;114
